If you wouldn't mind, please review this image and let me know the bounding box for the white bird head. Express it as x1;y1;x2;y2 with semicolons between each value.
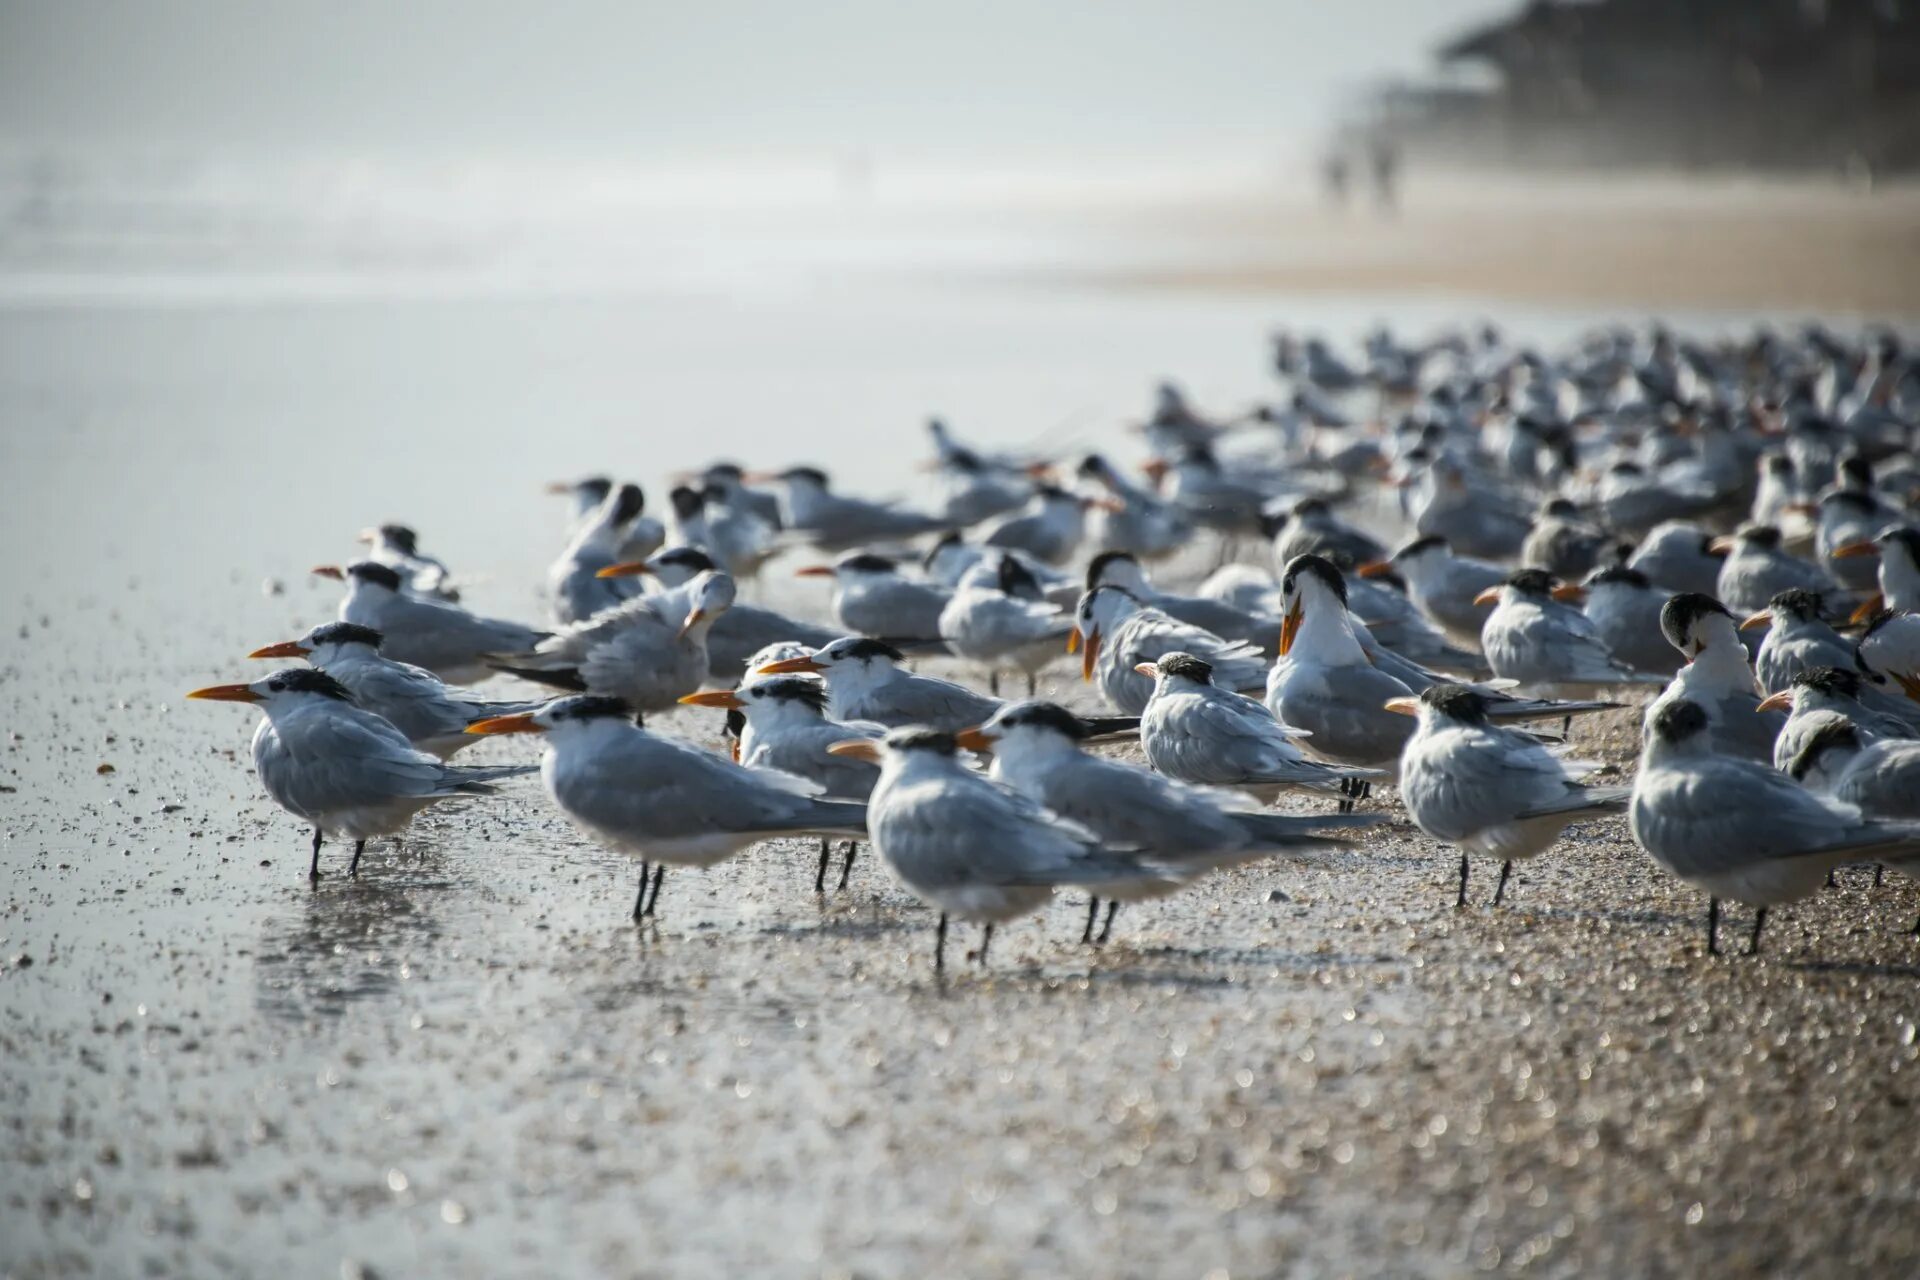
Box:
756;636;904;681
187;667;355;711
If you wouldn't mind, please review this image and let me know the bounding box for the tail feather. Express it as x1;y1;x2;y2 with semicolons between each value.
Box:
447;762;542;793
791;799;869;836
1077;714;1142;738
1512;785;1632;822
1485;697;1618;723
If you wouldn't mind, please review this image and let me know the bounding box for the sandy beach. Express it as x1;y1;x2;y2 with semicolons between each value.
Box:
4;176;1919;1277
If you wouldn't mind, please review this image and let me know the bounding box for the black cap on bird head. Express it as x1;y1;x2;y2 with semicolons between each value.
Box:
1280;554;1348;606
1420;681;1490;725
836;552;898;575
1794;665;1863;699
1391;533;1448;562
309;621;384;649
1153;652;1214;684
653;545;717;574
611;483;646;526
346;562;404;592
547;694;637;724
1085;549;1138;591
1734;523;1783;550
1290;497;1330;521
990;701;1089;739
376;524;419;554
668;486;705;521
575;476;613;503
1648;697;1709;746
883;726;958;755
1839;454;1874;488
1767;588;1825;622
996;554;1041;599
1659;592;1732;651
263;668;354;701
1076;453;1108;478
1763;453;1794;476
1503;568;1556;597
1587;564;1650;590
1539;496;1580;518
779;465;830;488
746;677;831;715
824;636;906;664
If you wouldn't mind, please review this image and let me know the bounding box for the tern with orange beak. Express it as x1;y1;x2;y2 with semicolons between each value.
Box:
1390;683;1629;908
312;561;547;685
468;694;866;920
1361;535;1503;647
796;551;951;644
1645;593;1784;765
827;727;1190;971
1758;666;1916;776
490;570;736;714
1264;555;1417;790
1072;584;1267;716
360;522;460;602
758;465;947;552
187;669;534;879
963;699;1377;944
1744;588;1855;694
1712;524;1830;618
680;676;882;893
248;622;543;758
1476;569;1657;699
610;546;838;680
546;482;653;626
1833;526;1920;621
937;554;1073;696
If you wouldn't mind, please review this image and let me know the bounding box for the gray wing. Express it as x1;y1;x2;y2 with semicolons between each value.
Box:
1401;726;1584;839
881;673;1002;730
1270;663;1415;769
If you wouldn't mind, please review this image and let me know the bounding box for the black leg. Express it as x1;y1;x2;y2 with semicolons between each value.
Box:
815;838;831;894
974;923;994;966
633;861;650;920
1560;714;1571;737
1493;860;1512;906
1456;853;1470;908
643;864;666;917
837;842;856;891
1025;672;1037;697
1706;896;1720;956
1747;906;1767;956
935;912;948;972
349;839;366;878
1337;777;1353;815
1876;864;1886;888
989;671;1000;697
1359;780;1372;804
1098;900;1119;945
309;828;323;880
1081;896;1100;944
1910;915;1919;937
1826;868;1838;889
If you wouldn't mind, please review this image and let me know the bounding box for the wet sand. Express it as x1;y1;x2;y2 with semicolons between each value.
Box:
4;193;1920;1276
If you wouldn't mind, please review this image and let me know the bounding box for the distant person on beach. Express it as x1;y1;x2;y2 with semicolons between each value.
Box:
1369;137;1401;215
1321;153;1351;210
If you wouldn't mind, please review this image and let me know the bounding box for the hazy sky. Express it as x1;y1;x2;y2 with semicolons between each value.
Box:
0;0;1505;156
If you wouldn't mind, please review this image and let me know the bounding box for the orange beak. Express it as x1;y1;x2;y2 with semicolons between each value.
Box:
1831;541;1879;560
826;740;882;762
310;564;345;580
953;726;995;752
1850;593;1887;625
1383;696;1421;716
757;655;825;675
1355;561;1394;580
1080;627;1100;681
595;560;654;579
247;641;311;659
1472;586;1503;606
1755;690;1793;713
1739;611;1772;632
544;481;576;494
1132;661;1158;677
678;689;744;709
1550;584;1587;604
1707;537;1738;555
1279;600;1303;656
1066;627;1082;655
465;712;543;735
677;608;708;640
186;683;264;704
794;566;836;579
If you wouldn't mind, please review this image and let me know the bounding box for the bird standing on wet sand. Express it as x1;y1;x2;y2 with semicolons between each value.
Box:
797;552;951;643
938;555;1073;695
961;699;1378;944
188;669;535;878
604;546;840;681
247;622;544;759
469;695;867;920
1074;584;1269;715
1629;698;1920;954
1389;683;1629;907
761;465;948;551
679;677;881;893
827;728;1191;970
1647;593;1785;765
1476;569;1657;699
1135;652;1382;801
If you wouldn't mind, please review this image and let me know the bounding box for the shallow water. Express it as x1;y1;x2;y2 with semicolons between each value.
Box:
4;223;1919;1276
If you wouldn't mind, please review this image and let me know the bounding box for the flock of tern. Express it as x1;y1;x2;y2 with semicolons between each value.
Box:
190;320;1920;968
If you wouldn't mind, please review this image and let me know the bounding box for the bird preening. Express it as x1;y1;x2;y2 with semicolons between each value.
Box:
190;319;1920;970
